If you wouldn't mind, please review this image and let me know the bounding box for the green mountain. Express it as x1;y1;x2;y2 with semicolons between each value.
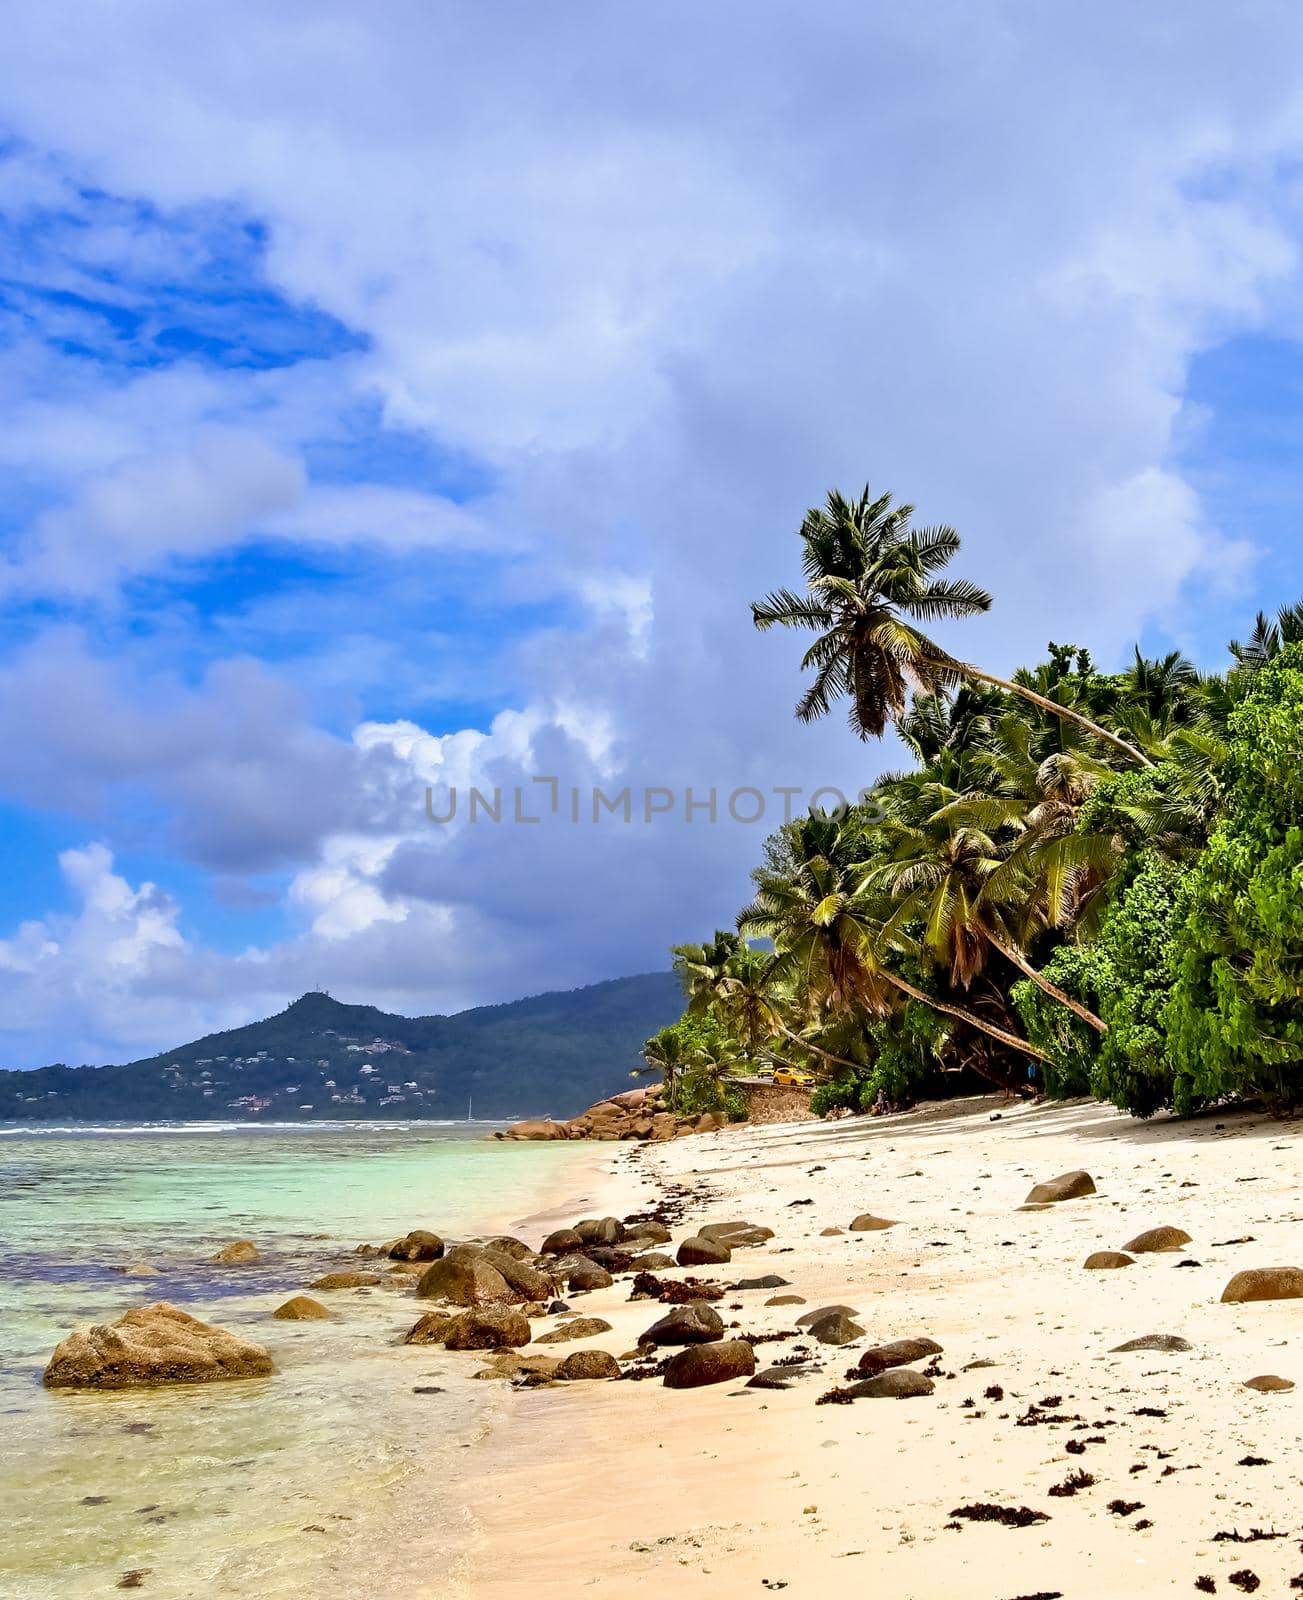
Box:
0;973;683;1122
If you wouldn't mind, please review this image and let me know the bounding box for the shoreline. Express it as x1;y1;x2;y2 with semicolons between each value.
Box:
456;1094;1303;1599
1;1125;611;1600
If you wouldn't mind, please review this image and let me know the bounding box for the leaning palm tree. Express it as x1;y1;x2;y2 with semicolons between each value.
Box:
737;818;1050;1065
752;485;1153;768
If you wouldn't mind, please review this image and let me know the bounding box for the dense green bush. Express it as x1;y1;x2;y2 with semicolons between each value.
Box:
1014;858;1185;1116
864;1001;948;1105
1165;644;1303;1113
1092;856;1183;1116
810;1079;863;1117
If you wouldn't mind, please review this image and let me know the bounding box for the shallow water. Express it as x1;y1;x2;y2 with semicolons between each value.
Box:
0;1122;599;1598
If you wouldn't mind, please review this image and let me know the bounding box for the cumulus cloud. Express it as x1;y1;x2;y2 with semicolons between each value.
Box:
0;844;190;1064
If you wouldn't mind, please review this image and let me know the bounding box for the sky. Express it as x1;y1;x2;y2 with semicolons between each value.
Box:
5;2;1303;1065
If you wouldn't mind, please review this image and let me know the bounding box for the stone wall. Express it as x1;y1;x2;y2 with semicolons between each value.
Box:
737;1082;816;1126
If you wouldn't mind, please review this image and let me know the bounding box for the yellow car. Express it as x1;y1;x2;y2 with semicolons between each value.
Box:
772;1067;816;1087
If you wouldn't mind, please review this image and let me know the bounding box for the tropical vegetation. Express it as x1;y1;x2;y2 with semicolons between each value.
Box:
648;482;1303;1120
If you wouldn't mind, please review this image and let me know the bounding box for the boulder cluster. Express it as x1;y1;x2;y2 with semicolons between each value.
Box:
391;1208;781;1389
494;1086;727;1142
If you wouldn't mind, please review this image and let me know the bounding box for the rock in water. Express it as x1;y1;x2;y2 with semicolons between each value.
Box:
1024;1171;1096;1204
1084;1252;1135;1270
849;1214;898;1231
442;1309;531;1350
212;1240;259;1265
44;1303;273;1389
417;1248;511;1305
272;1296;331;1321
557;1349;620;1380
1110;1333;1192;1352
856;1337;943;1375
640;1303;725;1346
404;1311;458;1345
389;1230;444;1262
848;1369;935;1399
663;1340;756;1389
118;1262;160;1278
676;1236;732;1267
309;1271;382;1290
1243;1374;1294;1392
1122;1226;1192;1254
1221;1267;1303;1304
534;1317;613;1344
473;1351;562;1382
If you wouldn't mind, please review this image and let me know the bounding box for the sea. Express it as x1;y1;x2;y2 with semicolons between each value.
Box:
0;1121;602;1599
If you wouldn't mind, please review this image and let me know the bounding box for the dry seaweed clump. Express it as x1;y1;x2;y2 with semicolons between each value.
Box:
949;1502;1049;1528
1047;1469;1095;1497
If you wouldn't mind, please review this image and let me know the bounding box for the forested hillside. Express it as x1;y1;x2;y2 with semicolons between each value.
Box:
0;973;682;1121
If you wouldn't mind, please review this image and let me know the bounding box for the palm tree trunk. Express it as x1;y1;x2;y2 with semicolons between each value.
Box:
771;1018;863;1072
984;930;1108;1034
880;969;1051;1064
960;664;1154;769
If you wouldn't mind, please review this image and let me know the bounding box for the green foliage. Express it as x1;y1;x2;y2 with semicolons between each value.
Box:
1013;858;1185;1114
1075;766;1169;853
646;1014;726;1057
1012;944;1107;1098
809;1079;862;1117
672;1064;747;1122
1165;644;1303;1113
864;1001;950;1104
1090;856;1184;1117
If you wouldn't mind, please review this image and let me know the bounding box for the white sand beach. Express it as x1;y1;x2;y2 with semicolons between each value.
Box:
465;1096;1303;1599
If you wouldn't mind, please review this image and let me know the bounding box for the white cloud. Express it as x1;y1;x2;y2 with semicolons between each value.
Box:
6;430;304;597
0;844;191;1063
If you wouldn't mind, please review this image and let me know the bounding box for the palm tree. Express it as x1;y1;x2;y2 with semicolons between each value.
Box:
1124;647;1199;727
737;818;1050;1065
636;1026;690;1101
752;485;1154;767
868;785;1108;1035
673;931;860;1071
1228;601;1303;671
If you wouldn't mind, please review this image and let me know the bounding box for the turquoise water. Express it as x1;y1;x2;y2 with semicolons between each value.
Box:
0;1123;601;1599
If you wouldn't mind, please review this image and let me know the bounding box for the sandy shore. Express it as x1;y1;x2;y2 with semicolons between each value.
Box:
463;1094;1303;1600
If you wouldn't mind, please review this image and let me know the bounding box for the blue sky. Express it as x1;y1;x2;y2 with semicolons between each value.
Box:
4;2;1303;1066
